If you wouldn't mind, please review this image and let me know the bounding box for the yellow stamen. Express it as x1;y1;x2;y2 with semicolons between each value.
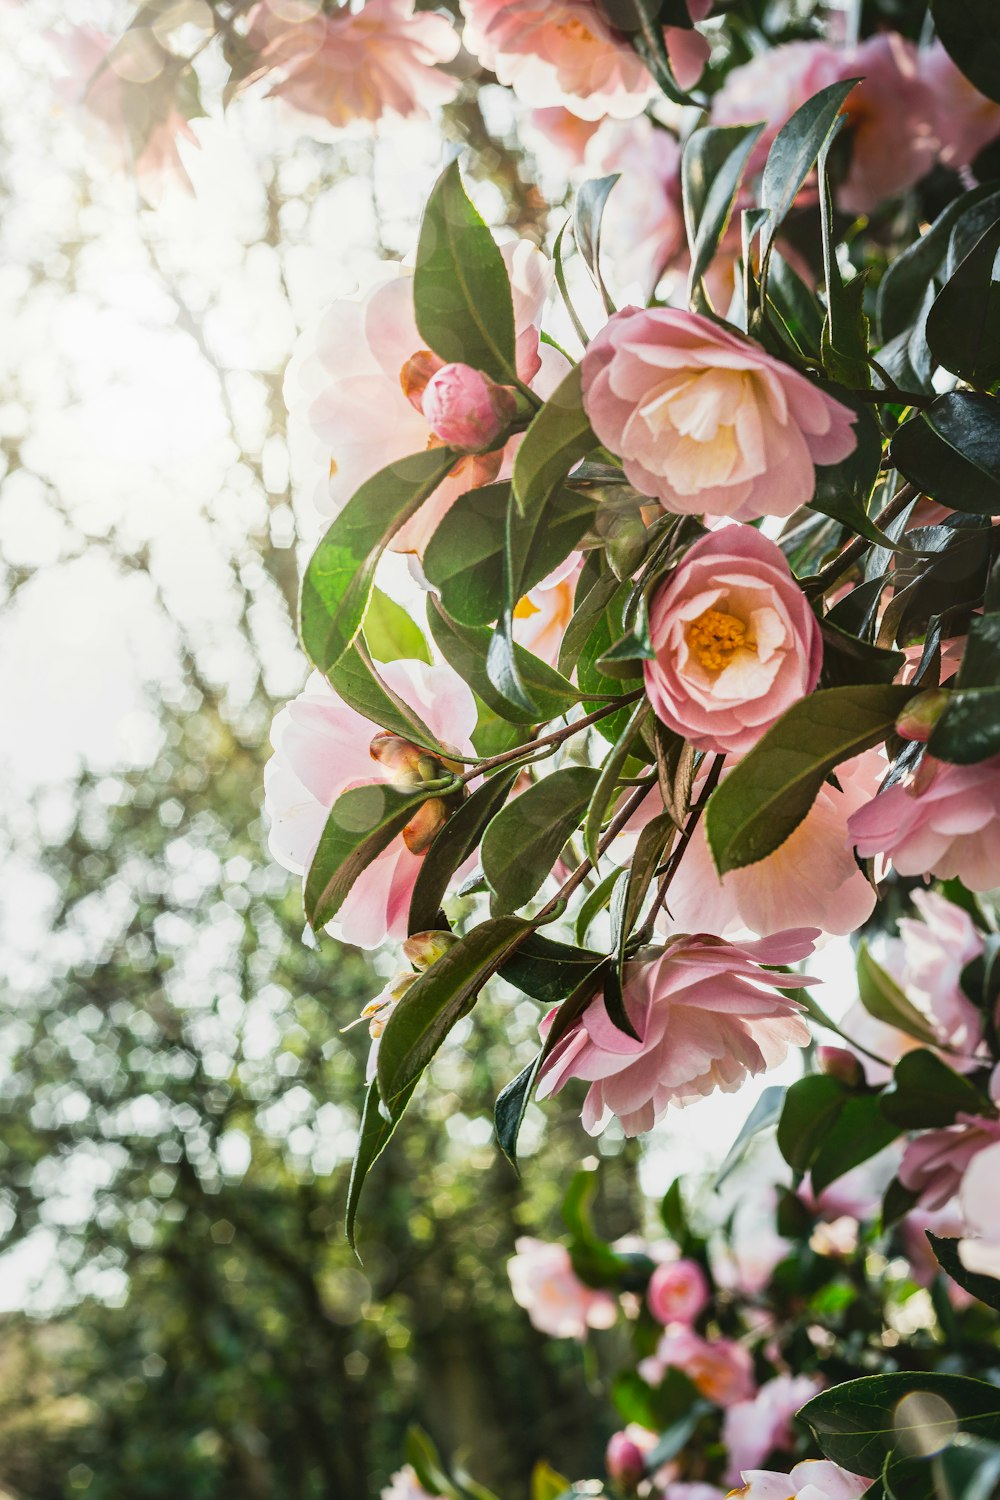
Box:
687;607;750;673
329;457;338;477
558;17;594;40
513;594;540;620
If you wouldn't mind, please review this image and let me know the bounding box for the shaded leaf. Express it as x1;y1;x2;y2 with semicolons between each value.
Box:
482;766;600;912
891;393;1000;516
305;782;442;931
512;363;596;517
408;767;520;934
346;1079;417;1255
682;123;764;310
428;595;582;724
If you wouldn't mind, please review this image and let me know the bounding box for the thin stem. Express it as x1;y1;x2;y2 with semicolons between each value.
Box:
534;774;657;923
456;689;644;785
805;482;917;595
845;386;933;409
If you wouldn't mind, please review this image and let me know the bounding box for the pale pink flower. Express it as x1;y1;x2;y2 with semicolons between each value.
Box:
920;40;1000;168
898;1202;974;1304
655;1326;756;1407
663;1486;727;1500
645;526;821;756
606;1426;657;1488
666;752;881;940
710;40;843;177
265;660;477;949
899;1112;1000;1213
583;116;686;297
382;1466;434;1500
581;308;857;522
958;1139;1000;1280
421;364;517;451
507;1237;617;1338
511;554;584;667
536;931;816;1136
723;1374;823;1484
245;0;459;127
523;107;601;166
647;1258;709;1326
305;244;560;555
848;752;1000;893
733;1459;872;1499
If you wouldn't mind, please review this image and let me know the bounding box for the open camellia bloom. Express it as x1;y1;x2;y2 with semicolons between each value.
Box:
581;308;857;521
722;1374;822;1483
652;1326;756;1407
536;931;816;1136
507;1237;617;1339
647;1258;709;1326
732;1460;872;1498
511;553;584;667
645;526;822;755
265;659;477;949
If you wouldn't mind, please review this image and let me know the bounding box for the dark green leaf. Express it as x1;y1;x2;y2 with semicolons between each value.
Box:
891;393;1000;516
760;79;861;281
624;0;700;107
583;699;651;864
574;174;620;315
801;1373;1000;1477
612;1367;701;1433
927;1234;1000;1314
931;0;1000;105
301;448;457;673
305;782;442;931
937;1438;1000;1500
857;943;939;1046
499;934;605;1004
818;128;870;387
777;1073;848;1176
482;766;600;912
427;595;582;724
811;404;892;546
809;1094;900;1197
930;616;1000;764
881;1049;993;1129
705;685;915;875
329;641;453;758
413;160;516;382
408;767;520;934
879;185;1000;341
346;1079;417;1254
682;123;764;310
926;213;1000;387
512;363;596;517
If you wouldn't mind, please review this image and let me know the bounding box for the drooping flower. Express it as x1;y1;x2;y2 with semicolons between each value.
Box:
511;554;584;668
382;1465;435;1500
731;1459;872;1499
244;0;460;128
459;0;709;122
848;752;1000;893
536;931;816;1136
645;527;822;756
920;40;1000;168
723;1375;823;1484
653;1326;756;1407
507;1237;617;1338
666;753;881;940
265;659;477;949
581;308;856;521
647;1258;710;1326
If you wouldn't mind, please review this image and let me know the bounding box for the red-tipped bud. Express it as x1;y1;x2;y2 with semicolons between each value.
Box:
817;1045;865;1088
422;363;518;452
896;689;950;743
402;930;459;970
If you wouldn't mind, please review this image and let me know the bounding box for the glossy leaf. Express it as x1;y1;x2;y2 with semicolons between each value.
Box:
809;1094;900;1197
499;933;605;1004
926;213;1000;387
329;641;453;759
810;403;887;546
682;123;764;310
624;0;700;106
408;767;520;934
891;393;1000;516
929;615;1000;765
345;1078;417;1254
777;1073;848;1176
512;363;596;517
878;184;1000;340
427;596;582;724
880;1049;993;1130
927;1234;1000;1313
482;766;599;912
759;79;861;278
574;174;620;314
304;782;443;931
931;0;1000;105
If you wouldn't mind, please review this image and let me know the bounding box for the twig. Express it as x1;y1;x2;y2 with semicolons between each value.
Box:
456;689;644;785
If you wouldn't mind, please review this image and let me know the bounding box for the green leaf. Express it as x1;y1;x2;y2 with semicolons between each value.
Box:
329;641;452;758
377;916;532;1113
937;1438;1000;1500
574;174;620;315
482;766;599;912
625;0;700;107
531;1462;574;1500
891;393;1000;516
612;1367;701;1433
304;782;443;931
408;767;520;934
809;1094;900;1197
583;700;651;865
413;160;516;383
427;595;582;724
777;1073;848;1177
705;685;915;875
880;1049;993;1129
499;933;605;1004
363;585;430;664
801;1373;1000;1477
810;403;887;546
878;185;1000;341
856;943;939;1047
512;363;596;518
931;0;1000;106
345;1079;417;1254
576;866;626;945
682;123;764;310
405;1427;461;1500
929;615;1000;765
716;1084;786;1187
926;212;1000;387
301;448;457;673
926;1234;1000;1314
818;128;871;387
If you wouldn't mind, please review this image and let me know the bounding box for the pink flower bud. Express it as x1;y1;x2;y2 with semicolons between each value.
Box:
647;1258;709;1326
817;1045;865;1088
402;930;459;970
421;363;517;452
401;797;450;854
895;688;950;743
605;1431;646;1491
369;733;442;787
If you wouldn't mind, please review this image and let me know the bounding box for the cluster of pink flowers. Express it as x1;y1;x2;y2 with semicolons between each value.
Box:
506;1236;617;1339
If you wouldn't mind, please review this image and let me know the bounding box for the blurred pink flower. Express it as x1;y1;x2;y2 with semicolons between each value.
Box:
583;116;686;297
245;0;459;127
606;1426;657;1488
711;39;843;176
900;1111;1000;1213
921;40;1000;167
848;752;1000;893
723;1373;823;1483
645;526;822;756
734;1459;872;1498
647;1258;709;1326
507;1237;617;1338
305;243;560;555
511;554;584;668
382;1466;434;1500
536;931;816;1135
581;308;856;521
663;1486;727;1500
265;660;477;949
667;752;881;940
958;1138;1000;1280
523;106;601;166
655;1326;756;1407
459;0;708;121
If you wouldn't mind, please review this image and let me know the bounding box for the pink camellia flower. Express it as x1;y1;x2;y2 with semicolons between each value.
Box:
921;40;1000;168
711;40;841;177
244;0;460;127
382;1466;434;1500
460;0;709;121
421;363;518;452
583;116;686;298
606;1427;657;1489
536;930;816;1136
507;1237;617;1338
512;554;584;668
666;752;881;940
645;527;821;756
655;1326;756;1407
848;752;1000;893
733;1459;872;1499
723;1374;822;1484
899;1090;1000;1212
664;1486;727;1500
265;659;477;949
647;1258;709;1326
958;1138;1000;1279
581;308;857;522
301;244;562;555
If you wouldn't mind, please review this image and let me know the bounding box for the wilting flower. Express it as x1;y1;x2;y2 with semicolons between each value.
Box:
581;308;856;521
921;40;1000;168
507;1237;617;1338
244;0;460;127
459;0;709;122
299;243;560;554
652;1326;756;1407
723;1375;823;1483
645;527;822;756
732;1459;872;1498
511;554;584;667
265;659;477;949
667;752;881;940
583;116;685;297
536;931;816;1135
848;752;1000;893
647;1258;709;1326
382;1465;434;1500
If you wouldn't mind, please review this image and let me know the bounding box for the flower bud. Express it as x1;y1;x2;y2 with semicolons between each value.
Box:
399;348;443;412
401;797;449;853
817;1045;865;1088
895;688;950;743
370;733;442;788
605;1431;646;1491
403;930;459;970
421;363;518;452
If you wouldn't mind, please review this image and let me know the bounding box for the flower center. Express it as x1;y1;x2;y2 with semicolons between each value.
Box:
686;607;750;673
557;17;594;42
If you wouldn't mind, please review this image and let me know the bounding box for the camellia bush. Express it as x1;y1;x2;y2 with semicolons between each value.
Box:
65;0;1000;1496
